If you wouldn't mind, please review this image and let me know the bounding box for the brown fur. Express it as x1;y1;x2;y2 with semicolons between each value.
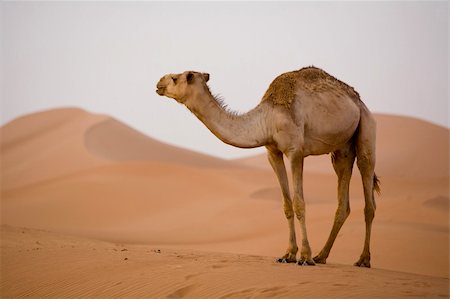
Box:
156;68;378;268
261;71;299;107
261;66;360;107
373;174;381;196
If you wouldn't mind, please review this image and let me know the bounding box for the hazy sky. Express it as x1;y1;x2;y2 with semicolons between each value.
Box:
1;2;448;159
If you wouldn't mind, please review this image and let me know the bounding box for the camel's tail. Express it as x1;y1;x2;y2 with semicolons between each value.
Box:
373;173;381;196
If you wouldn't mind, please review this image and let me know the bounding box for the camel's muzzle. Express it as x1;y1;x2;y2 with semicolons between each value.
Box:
156;87;165;95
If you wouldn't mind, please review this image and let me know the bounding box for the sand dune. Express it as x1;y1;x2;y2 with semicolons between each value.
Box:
85;117;231;168
374;114;449;179
0;108;231;191
0;108;108;190
1;108;449;297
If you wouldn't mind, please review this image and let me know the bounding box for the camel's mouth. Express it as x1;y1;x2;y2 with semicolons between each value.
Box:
156;87;165;96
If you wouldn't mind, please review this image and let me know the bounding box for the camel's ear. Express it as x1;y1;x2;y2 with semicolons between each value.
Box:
202;73;210;82
186;72;194;84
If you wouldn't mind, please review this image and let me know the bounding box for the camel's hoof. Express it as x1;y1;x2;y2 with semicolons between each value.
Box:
276;252;297;264
297;258;316;266
354;257;371;268
276;257;297;264
313;255;327;264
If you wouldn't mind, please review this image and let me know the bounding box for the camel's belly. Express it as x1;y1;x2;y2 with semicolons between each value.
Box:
298;92;360;156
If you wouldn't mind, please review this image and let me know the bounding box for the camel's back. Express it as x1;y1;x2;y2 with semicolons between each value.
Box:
262;67;364;155
261;67;360;107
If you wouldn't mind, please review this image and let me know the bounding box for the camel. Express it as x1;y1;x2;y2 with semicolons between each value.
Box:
156;66;380;267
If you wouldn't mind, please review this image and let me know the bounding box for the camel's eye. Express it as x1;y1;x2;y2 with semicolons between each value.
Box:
172;76;177;84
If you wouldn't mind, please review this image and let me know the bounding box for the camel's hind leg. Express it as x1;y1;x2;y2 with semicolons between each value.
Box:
313;142;356;264
266;147;298;263
354;110;378;268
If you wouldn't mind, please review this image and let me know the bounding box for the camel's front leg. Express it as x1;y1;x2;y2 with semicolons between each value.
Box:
289;153;315;266
267;148;298;263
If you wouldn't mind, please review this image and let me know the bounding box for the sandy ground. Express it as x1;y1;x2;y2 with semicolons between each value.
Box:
1;108;449;298
1;226;448;299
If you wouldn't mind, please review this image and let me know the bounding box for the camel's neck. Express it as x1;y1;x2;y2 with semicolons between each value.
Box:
184;91;272;149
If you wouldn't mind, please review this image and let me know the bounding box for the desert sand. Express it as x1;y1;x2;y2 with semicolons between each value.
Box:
2;226;448;299
1;108;449;298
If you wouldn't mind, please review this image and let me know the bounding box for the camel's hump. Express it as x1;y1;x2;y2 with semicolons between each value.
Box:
261;66;360;107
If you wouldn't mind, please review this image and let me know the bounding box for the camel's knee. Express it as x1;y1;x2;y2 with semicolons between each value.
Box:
293;197;305;220
364;205;375;222
356;154;375;173
335;205;351;225
283;201;294;219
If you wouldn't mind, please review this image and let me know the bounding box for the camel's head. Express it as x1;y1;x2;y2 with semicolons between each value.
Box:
156;71;210;103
